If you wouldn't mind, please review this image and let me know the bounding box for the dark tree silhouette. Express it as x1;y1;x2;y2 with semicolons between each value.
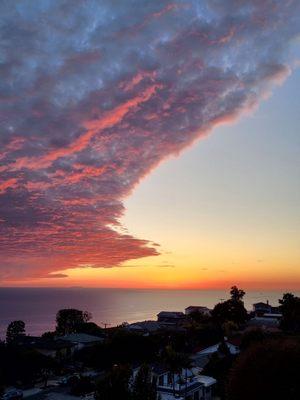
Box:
132;364;156;400
56;309;92;335
212;299;248;326
212;287;248;326
230;286;245;302
163;346;184;396
6;320;26;344
240;328;266;351
227;340;300;400
95;365;132;400
279;293;300;332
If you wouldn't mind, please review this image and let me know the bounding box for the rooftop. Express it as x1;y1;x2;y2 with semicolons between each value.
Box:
157;311;185;318
62;333;104;344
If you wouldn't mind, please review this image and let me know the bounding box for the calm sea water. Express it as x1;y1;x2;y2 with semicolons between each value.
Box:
0;288;298;338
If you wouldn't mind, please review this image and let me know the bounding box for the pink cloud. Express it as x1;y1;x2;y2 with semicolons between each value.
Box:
0;0;299;281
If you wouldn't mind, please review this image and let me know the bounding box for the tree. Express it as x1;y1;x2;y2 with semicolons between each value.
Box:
55;309;92;335
240;328;265;351
230;286;245;302
218;340;231;357
163;346;183;396
279;293;300;332
132;364;156;400
227;340;300;400
74;321;103;337
179;353;193;400
212;299;248;326
6;320;26;344
203;350;234;399
95;365;132;400
212;287;248;327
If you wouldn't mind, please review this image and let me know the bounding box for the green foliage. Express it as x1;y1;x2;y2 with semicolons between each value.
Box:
132;364;156;400
279;293;300;332
55;309;92;335
6;320;26;344
95;365;132;400
227;339;300;400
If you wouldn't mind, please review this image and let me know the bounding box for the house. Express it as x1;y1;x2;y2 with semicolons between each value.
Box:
247;317;280;331
185;306;211;316
190;354;211;372
253;301;281;317
126;320;161;334
157;311;186;327
34;338;75;360
61;333;104;351
13;335;75;360
133;363;216;400
192;340;240;358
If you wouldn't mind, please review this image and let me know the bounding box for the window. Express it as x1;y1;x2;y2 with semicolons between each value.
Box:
167;372;172;385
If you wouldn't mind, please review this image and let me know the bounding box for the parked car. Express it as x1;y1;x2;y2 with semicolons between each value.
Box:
2;389;23;400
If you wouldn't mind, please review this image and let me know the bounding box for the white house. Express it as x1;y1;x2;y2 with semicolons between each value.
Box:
193;340;240;357
133;364;216;400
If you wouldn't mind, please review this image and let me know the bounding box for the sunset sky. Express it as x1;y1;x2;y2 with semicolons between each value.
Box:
0;0;299;289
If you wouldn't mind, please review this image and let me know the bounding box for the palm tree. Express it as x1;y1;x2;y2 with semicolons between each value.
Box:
164;346;183;396
179;353;193;399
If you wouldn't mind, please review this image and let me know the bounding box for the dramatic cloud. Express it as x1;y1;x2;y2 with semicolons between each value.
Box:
0;0;299;280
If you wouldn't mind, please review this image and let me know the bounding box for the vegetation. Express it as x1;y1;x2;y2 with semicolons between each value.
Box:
212;286;248;326
0;345;56;386
95;365;132;400
240;328;266;351
2;287;300;399
227;339;300;400
202;344;234;398
6;320;26;344
132;364;157;400
279;293;300;332
55;308;92;335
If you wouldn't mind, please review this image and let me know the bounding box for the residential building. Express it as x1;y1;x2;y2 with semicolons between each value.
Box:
133;363;216;400
185;306;211;316
62;333;104;351
253;301;281;317
15;336;75;360
192;340;240;358
157;311;186;327
126;320;161;334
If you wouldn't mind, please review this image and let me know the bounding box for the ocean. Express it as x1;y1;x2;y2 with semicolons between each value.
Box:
0;287;297;338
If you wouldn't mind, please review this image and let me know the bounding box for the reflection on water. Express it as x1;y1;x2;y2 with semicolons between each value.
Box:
0;287;298;337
